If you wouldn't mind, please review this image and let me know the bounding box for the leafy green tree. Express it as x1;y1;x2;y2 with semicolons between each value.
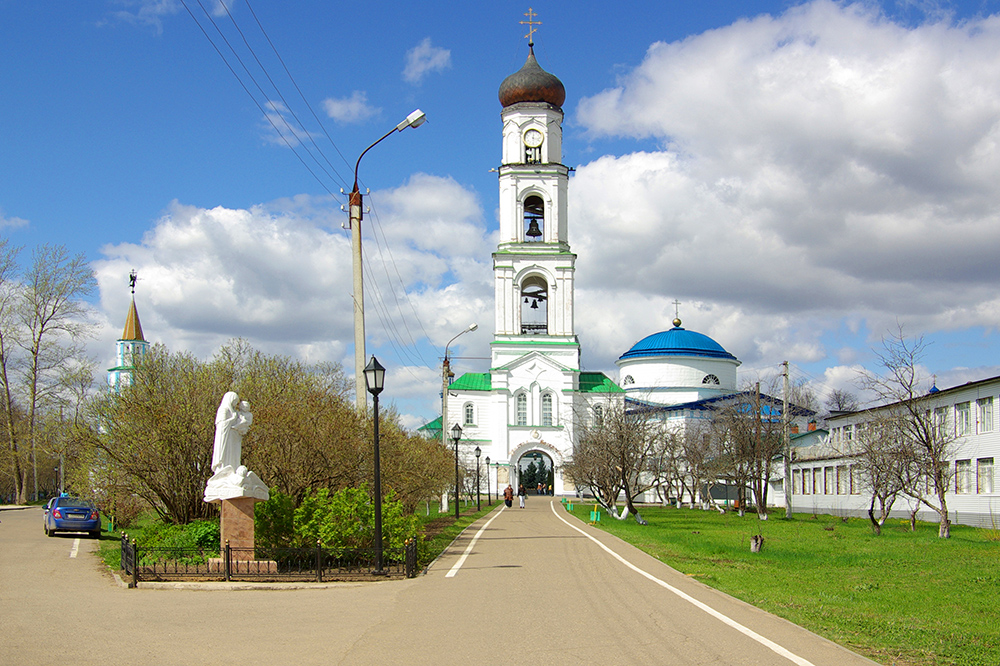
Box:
522;461;537;488
83;340;453;525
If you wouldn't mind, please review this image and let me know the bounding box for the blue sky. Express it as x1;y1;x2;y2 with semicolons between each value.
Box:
4;0;1000;426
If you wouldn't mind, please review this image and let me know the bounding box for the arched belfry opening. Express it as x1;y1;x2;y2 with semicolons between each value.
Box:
523;195;544;242
520;275;548;335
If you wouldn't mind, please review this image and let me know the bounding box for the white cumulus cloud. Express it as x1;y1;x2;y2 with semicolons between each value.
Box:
572;0;1000;373
403;37;452;84
322;91;380;124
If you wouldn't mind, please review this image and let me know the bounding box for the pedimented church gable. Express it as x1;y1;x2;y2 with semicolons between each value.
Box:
493;350;573;376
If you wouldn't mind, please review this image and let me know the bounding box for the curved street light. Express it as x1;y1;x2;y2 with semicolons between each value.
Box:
351;110;427;410
441;323;477;478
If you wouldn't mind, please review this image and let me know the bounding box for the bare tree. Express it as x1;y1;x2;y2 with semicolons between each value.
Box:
0;243;95;504
845;418;908;535
827;389;860;413
0;239;24;502
710;384;785;519
675;421;720;509
858;329;958;538
565;400;662;525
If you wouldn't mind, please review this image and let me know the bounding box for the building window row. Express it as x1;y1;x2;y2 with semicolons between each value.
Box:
956;458;994;494
831;394;999;443
791;465;861;496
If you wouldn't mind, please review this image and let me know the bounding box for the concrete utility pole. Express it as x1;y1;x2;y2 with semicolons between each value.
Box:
348;110;426;410
782;360;792;519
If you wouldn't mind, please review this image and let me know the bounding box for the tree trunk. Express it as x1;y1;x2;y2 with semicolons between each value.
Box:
938;513;951;538
868;498;882;535
750;534;764;552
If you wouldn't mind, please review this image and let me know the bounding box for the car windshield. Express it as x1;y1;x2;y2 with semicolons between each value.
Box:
55;498;94;510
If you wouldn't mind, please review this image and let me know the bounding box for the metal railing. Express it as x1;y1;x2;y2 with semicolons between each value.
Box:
120;533;418;586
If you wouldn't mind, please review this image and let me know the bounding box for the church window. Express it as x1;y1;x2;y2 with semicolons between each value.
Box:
593;404;603;427
622;375;634;386
464;403;475;426
516;393;527;426
702;374;720;385
541;393;553;426
523;195;544;242
520;276;548;335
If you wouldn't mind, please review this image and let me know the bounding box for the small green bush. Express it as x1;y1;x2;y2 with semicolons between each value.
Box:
255;486;419;552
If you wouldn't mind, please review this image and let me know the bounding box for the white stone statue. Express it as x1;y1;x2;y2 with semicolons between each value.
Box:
204;391;269;503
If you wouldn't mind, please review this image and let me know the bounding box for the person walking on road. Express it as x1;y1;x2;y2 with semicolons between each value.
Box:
503;484;514;508
518;483;526;508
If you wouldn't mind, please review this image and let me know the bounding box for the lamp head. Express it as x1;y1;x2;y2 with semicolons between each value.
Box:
364;356;386;396
468;323;478;332
475;446;481;459
450;422;462;443
485;455;490;466
396;109;426;132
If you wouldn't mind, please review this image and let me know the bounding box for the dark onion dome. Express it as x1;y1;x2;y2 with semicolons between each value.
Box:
499;46;566;108
619;323;738;361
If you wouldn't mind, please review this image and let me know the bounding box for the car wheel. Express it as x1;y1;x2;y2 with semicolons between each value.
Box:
43;524;48;536
90;530;101;539
46;527;54;537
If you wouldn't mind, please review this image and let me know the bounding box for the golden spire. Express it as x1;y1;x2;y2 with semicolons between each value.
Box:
121;298;145;342
121;270;145;341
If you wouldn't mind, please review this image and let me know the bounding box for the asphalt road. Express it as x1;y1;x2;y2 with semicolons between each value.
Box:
0;502;878;665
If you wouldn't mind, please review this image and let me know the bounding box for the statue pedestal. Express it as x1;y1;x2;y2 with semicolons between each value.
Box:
207;496;278;575
208;497;278;575
221;497;258;558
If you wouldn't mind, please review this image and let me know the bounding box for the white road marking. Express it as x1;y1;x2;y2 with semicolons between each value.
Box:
69;538;80;558
444;506;505;578
550;502;817;666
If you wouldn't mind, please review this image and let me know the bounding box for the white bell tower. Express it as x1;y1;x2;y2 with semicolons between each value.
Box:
440;20;622;499
492;42;578;372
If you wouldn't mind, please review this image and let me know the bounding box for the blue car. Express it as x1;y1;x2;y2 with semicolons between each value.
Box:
43;496;101;538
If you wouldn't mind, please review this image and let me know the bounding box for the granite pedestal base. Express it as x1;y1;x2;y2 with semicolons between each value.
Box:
209;496;277;574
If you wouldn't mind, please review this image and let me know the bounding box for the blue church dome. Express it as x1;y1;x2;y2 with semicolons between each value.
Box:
619;321;737;361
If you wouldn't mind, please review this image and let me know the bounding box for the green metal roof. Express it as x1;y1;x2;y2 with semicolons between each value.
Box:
450;373;493;391
577;372;623;393
417;416;442;434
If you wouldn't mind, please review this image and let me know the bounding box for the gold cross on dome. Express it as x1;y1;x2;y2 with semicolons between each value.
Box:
520;7;541;45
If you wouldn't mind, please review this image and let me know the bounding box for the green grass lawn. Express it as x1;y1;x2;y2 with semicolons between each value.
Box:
567;503;999;666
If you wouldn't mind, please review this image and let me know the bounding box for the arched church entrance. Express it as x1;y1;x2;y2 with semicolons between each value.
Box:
515;450;554;496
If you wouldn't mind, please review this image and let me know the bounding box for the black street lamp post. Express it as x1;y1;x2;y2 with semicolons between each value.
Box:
485;455;491;504
475;446;481;512
451;423;462;520
364;356;386;575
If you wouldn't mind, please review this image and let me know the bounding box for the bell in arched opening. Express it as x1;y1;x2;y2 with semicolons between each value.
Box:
523;195;545;242
525;219;543;239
